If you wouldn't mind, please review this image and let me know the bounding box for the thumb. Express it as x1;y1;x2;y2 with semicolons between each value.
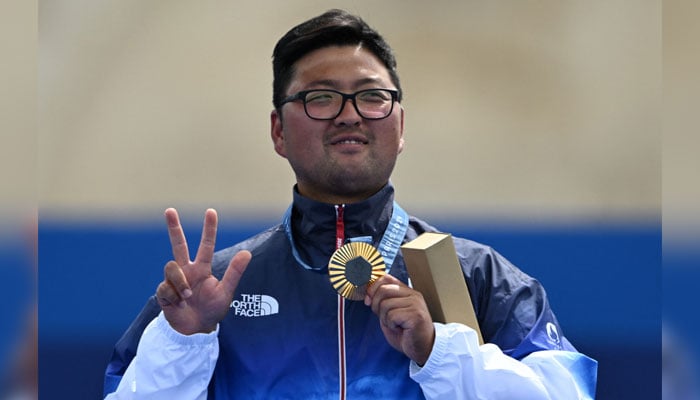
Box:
221;250;252;295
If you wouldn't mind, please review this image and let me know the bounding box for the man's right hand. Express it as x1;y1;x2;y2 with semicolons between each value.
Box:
156;208;251;335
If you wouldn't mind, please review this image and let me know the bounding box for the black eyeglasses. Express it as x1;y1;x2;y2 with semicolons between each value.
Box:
280;88;399;120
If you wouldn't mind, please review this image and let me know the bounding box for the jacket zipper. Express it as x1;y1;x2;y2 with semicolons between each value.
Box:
335;204;346;400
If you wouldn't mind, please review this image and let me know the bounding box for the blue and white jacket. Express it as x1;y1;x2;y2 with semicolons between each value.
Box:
104;184;597;399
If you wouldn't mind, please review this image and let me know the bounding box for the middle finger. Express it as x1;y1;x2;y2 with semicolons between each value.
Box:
165;208;190;266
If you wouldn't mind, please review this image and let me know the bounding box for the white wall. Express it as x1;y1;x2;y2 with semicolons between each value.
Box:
35;1;662;223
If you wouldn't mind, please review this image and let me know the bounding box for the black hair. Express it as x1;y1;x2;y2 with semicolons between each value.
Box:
272;9;402;110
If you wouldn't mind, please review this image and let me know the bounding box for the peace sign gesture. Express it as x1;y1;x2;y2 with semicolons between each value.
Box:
156;208;251;335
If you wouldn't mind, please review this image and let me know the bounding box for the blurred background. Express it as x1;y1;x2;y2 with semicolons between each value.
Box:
4;0;695;399
663;0;700;398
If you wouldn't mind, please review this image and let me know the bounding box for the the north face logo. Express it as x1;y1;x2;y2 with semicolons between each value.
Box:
230;294;279;317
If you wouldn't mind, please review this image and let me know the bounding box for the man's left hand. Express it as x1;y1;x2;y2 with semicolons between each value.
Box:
365;274;435;366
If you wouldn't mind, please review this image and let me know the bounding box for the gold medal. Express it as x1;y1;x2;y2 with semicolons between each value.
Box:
329;241;386;301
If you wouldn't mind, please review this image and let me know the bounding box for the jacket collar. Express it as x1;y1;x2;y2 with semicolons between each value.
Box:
290;183;395;268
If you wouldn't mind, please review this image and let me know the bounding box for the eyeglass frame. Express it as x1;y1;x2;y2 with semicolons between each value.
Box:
279;88;400;120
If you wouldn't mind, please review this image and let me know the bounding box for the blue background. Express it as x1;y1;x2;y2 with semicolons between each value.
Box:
35;218;661;399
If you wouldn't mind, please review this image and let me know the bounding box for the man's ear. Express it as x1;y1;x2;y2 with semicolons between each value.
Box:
270;109;287;158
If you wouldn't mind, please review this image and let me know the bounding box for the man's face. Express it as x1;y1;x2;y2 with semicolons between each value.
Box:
271;45;404;204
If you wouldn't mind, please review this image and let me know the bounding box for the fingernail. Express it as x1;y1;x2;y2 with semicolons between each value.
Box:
183;289;193;299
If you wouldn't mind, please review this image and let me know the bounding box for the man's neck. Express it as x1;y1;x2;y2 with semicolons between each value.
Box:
295;184;385;205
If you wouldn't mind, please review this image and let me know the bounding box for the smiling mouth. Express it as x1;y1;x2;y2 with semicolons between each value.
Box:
330;133;369;145
333;139;368;145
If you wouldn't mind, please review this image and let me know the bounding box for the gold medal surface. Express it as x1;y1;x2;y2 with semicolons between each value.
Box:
328;241;386;301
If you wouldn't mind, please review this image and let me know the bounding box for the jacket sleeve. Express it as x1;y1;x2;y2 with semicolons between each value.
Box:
410;323;598;399
104;312;219;400
405;235;598;399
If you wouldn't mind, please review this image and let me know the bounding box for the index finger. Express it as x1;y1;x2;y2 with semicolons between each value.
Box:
165;208;190;265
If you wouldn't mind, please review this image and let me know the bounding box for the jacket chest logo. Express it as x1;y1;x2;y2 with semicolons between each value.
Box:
230;294;279;317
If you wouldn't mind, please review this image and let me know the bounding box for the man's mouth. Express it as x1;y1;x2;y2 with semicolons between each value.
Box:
334;139;366;145
330;134;369;145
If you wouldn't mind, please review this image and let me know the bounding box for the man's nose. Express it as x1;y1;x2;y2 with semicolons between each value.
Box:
333;98;362;126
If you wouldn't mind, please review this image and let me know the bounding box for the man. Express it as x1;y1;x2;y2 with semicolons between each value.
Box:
104;9;597;399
